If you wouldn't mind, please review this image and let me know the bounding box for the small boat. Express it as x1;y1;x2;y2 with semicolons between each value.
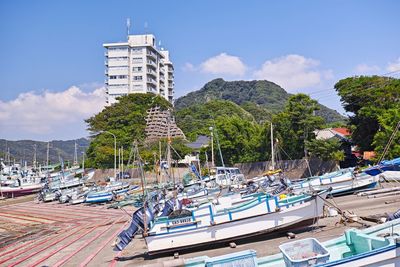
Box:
291;168;378;196
1;177;43;198
364;157;400;181
144;190;328;254
186;217;400;266
208;166;246;187
85;182;130;204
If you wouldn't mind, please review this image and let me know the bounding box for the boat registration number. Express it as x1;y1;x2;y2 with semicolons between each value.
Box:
171;218;192;225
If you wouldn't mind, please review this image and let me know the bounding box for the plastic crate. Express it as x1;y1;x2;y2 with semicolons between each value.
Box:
205;249;257;267
279;238;330;267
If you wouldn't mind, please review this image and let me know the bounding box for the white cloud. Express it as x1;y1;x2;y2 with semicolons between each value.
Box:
0;86;106;140
200;53;247;76
354;64;381;74
253;54;331;91
182;62;196;72
387;57;400;72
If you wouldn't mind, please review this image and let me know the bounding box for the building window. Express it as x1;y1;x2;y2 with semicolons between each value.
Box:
109;75;127;79
132;57;143;63
132;67;142;72
131;48;142;54
133;76;143;81
108;56;128;61
109;47;128;51
109;66;128;70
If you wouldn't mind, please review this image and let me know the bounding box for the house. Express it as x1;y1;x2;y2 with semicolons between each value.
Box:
314;127;357;168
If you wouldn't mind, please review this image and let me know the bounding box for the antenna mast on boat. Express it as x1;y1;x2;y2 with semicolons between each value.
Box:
46;142;50;177
73;142;78;166
212;123;225;167
33;144;37;170
271;123;275;170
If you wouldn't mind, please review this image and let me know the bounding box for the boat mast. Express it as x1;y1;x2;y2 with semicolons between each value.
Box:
46;142;50;177
135;142;148;236
271;123;275;170
73;142;78;166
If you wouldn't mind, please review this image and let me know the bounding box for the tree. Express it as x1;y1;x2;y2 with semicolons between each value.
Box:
335;76;400;154
85;94;172;168
305;139;344;161
210;115;264;166
273;94;325;159
335;76;400;150
372;108;400;160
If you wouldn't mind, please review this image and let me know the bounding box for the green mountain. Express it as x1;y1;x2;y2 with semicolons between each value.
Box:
0;138;89;166
175;78;345;123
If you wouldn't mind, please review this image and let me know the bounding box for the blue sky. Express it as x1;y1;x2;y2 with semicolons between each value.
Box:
0;0;399;140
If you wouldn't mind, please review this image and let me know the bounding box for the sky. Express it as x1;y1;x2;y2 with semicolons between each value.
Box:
0;0;399;141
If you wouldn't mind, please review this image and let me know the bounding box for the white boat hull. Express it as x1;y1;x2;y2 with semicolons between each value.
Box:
293;173;378;196
145;193;326;254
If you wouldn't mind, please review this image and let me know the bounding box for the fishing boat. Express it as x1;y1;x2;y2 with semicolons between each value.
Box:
207;166;246;187
291;168;378;196
364;157;400;181
1;176;43;198
85;181;130;203
186;217;400;266
144;190;328;254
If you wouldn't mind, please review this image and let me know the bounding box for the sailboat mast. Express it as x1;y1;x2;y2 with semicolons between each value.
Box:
271;123;275;170
73;142;78;166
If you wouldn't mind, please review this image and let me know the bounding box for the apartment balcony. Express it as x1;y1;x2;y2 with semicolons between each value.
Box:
104;51;108;57
147;69;157;77
147;78;157;85
146;52;157;60
146;60;157;68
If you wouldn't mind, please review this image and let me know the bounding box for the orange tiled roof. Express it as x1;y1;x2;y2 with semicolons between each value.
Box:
332;127;351;136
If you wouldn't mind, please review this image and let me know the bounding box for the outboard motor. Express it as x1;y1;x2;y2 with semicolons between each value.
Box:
115;198;178;251
114;204;155;251
388;209;400;221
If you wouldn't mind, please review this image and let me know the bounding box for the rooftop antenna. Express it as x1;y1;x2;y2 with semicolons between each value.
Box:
159;40;163;50
144;21;148;33
126;18;131;39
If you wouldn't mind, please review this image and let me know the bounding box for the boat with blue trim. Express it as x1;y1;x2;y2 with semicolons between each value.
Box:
185;217;400;266
144;190;328;254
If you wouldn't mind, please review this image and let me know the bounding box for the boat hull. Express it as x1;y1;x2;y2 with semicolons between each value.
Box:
145;194;325;254
1;184;43;197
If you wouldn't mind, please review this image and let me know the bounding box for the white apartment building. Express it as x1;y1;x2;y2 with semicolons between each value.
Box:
104;34;174;104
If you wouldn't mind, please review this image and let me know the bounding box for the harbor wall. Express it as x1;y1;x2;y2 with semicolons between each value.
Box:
234;158;338;179
92;167;189;184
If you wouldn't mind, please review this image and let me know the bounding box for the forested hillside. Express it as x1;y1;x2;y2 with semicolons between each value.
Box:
175;78;345;123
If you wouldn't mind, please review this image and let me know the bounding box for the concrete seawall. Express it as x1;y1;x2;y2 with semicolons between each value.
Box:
235;158;338;179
